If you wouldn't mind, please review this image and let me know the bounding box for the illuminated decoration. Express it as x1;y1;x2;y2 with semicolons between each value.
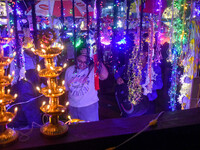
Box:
154;0;162;64
168;0;189;111
32;29;68;136
117;20;123;28
87;30;95;58
127;0;143;105
22;28;34;49
0;2;12;25
127;1;143;105
101;36;111;45
72;38;83;48
94;0;97;19
142;16;156;95
193;1;200;18
130;0;141;14
18;47;26;81
178;17;200;109
162;6;179;26
0;37;18;145
80;20;85;30
116;37;126;45
127;27;143;105
127;6;143;106
101;16;113;46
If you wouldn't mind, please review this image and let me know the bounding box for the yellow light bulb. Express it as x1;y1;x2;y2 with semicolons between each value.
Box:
7;89;10;94
68;115;71;120
31;48;35;52
42;49;46;53
14;107;18;113
12;71;15;76
36;86;40;91
14;94;18;98
37;65;41;71
8;74;11;79
48;89;51;93
13;52;16;57
63;63;67;68
42;101;46;106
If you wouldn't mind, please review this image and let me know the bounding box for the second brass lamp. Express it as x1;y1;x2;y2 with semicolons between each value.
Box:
32;29;68;136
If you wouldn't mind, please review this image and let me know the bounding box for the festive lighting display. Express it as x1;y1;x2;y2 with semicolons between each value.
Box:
154;0;162;64
168;0;189;111
0;1;199;145
127;23;143;105
142;16;155;95
0;37;18;145
32;29;68;136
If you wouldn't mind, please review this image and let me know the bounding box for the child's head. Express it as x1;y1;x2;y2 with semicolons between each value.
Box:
76;49;88;70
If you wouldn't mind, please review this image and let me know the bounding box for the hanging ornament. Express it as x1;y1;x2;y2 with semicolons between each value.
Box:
154;0;162;64
142;16;155;95
168;0;189;111
38;28;57;48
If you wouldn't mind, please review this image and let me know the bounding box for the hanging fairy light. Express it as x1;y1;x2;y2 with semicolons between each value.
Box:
154;0;162;64
178;0;200;109
127;0;144;105
168;0;189;111
142;16;156;96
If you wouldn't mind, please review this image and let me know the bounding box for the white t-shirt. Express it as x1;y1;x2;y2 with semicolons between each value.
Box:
64;65;99;107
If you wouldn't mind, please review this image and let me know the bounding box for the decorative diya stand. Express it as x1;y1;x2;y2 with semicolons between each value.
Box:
32;31;68;136
0;38;18;145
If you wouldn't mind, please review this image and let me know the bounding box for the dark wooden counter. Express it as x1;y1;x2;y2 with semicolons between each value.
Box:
3;108;200;150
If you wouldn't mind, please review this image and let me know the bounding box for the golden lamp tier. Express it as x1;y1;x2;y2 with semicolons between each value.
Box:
33;45;68;137
0;37;18;145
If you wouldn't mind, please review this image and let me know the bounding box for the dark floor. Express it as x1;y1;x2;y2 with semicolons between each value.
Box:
98;74;121;120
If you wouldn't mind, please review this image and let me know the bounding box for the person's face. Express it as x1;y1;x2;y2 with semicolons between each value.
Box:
77;55;87;70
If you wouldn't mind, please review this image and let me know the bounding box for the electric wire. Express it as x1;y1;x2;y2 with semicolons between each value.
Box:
106;111;165;150
7;94;43;110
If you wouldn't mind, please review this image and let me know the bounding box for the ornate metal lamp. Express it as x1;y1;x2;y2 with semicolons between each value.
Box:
0;37;18;145
32;29;68;136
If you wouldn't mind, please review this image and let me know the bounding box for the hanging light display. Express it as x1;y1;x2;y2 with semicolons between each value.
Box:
168;0;189;111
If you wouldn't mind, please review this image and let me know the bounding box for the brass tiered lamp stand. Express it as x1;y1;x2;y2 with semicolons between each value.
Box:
32;30;68;137
0;37;18;144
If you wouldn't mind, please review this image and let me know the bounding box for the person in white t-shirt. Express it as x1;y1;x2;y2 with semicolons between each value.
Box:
64;49;108;122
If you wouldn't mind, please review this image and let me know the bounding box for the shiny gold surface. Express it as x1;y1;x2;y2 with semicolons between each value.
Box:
0;37;17;145
34;48;62;58
40;121;68;136
0;128;18;145
38;66;63;78
35;36;68;136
